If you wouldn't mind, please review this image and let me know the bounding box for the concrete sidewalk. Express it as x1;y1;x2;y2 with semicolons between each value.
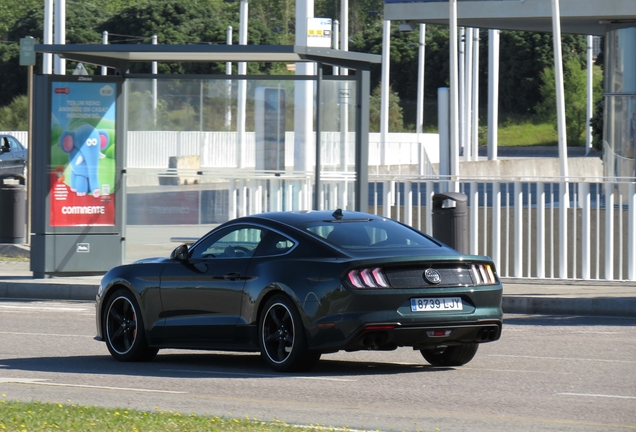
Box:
1;256;635;317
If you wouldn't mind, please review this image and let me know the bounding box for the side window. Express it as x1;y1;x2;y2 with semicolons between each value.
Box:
190;226;264;259
7;137;22;151
253;230;296;257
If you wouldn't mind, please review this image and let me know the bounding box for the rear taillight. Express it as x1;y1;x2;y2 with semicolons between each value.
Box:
471;264;497;285
347;267;390;289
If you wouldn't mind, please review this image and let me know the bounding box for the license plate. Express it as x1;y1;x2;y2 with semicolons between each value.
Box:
410;297;463;312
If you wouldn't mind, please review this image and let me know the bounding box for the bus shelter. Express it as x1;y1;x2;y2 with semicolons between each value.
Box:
31;44;381;277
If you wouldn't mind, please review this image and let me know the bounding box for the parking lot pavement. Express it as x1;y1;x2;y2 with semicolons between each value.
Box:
1;249;635;317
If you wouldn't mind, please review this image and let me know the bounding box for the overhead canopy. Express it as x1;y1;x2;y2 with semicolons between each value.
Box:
34;44;382;72
384;0;636;35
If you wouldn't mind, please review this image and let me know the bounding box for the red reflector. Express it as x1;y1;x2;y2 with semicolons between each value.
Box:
431;330;447;336
365;325;395;331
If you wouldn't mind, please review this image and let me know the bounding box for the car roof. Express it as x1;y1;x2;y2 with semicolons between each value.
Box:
247;210;379;226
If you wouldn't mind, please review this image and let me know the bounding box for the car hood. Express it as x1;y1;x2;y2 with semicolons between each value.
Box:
131;257;172;265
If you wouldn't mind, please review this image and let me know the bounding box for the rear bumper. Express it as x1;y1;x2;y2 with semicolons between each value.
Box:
312;320;502;352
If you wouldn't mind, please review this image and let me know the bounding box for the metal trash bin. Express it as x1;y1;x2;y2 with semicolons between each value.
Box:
0;174;26;243
432;192;468;253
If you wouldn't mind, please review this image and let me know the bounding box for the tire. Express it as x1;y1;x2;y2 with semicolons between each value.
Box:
420;343;479;367
259;294;321;372
103;289;158;362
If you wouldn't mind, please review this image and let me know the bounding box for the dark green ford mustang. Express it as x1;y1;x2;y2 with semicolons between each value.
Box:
95;210;502;372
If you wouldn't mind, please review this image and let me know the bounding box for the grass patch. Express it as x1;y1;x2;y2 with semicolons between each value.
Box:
0;256;29;262
0;398;341;431
493;120;558;147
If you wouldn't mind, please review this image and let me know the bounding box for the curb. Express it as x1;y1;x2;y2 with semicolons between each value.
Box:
502;296;636;318
0;281;98;301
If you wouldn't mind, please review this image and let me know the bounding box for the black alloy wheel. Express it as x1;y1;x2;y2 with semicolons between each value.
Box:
420;343;479;367
259;295;320;372
104;289;158;362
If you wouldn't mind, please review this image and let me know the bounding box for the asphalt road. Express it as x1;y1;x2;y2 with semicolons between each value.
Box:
0;299;634;432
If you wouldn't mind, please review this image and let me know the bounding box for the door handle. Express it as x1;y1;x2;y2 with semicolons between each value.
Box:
223;272;242;281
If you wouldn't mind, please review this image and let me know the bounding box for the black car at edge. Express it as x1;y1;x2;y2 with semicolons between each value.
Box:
95;210;503;372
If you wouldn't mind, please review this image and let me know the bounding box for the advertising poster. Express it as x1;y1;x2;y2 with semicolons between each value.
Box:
49;81;117;226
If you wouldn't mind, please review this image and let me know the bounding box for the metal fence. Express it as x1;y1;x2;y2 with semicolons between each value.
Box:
124;167;635;282
368;175;635;282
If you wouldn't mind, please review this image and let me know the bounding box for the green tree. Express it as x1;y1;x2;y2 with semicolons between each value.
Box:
591;97;604;151
499;31;587;115
369;83;404;132
0;95;28;130
537;58;602;145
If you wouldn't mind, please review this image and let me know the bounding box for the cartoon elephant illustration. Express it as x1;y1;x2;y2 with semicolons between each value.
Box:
59;124;110;197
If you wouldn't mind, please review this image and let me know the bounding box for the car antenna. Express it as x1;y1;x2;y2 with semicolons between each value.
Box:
332;208;343;220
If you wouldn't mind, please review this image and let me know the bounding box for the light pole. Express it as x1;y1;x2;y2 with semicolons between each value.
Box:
43;0;53;74
54;0;65;74
237;0;248;171
449;0;459;192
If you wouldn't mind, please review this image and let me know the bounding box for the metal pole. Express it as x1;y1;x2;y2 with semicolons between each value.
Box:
225;26;233;130
449;0;459;192
487;29;499;161
341;0;348;76
417;23;427;176
438;87;450;193
43;0;53;74
101;31;109;75
551;0;569;179
54;0;66;74
416;23;426;135
314;64;323;210
26;65;33;245
471;28;480;161
380;19;391;167
464;28;473;161
332;20;339;76
152;35;157;127
459;27;465;159
586;34;593;155
294;0;315;210
551;0;569;278
237;0;248;169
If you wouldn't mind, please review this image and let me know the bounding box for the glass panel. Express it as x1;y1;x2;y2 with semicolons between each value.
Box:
606;28;636;95
604;95;636;179
124;76;359;230
318;78;358;211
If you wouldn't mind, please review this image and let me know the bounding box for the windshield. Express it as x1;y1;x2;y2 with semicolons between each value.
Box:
301;218;439;250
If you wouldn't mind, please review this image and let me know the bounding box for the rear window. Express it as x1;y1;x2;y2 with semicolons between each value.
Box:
302;219;438;250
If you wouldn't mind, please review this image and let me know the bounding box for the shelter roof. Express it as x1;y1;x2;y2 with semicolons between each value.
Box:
34;44;381;72
384;0;636;35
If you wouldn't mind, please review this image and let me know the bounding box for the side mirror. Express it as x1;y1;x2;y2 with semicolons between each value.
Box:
170;244;189;261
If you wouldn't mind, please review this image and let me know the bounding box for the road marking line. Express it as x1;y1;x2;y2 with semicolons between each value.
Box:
489;354;636;364
559;392;636;400
0;378;186;394
0;305;91;312
0;331;93;338
462;367;574;374
161;368;356;382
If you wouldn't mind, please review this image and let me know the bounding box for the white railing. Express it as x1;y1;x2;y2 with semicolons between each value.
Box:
124;131;439;172
369;175;635;282
125;168;636;282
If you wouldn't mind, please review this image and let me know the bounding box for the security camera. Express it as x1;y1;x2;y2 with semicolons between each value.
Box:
398;21;415;32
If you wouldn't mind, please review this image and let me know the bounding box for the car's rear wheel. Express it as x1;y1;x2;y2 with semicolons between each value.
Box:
259;294;321;372
104;289;158;362
420;343;479;367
